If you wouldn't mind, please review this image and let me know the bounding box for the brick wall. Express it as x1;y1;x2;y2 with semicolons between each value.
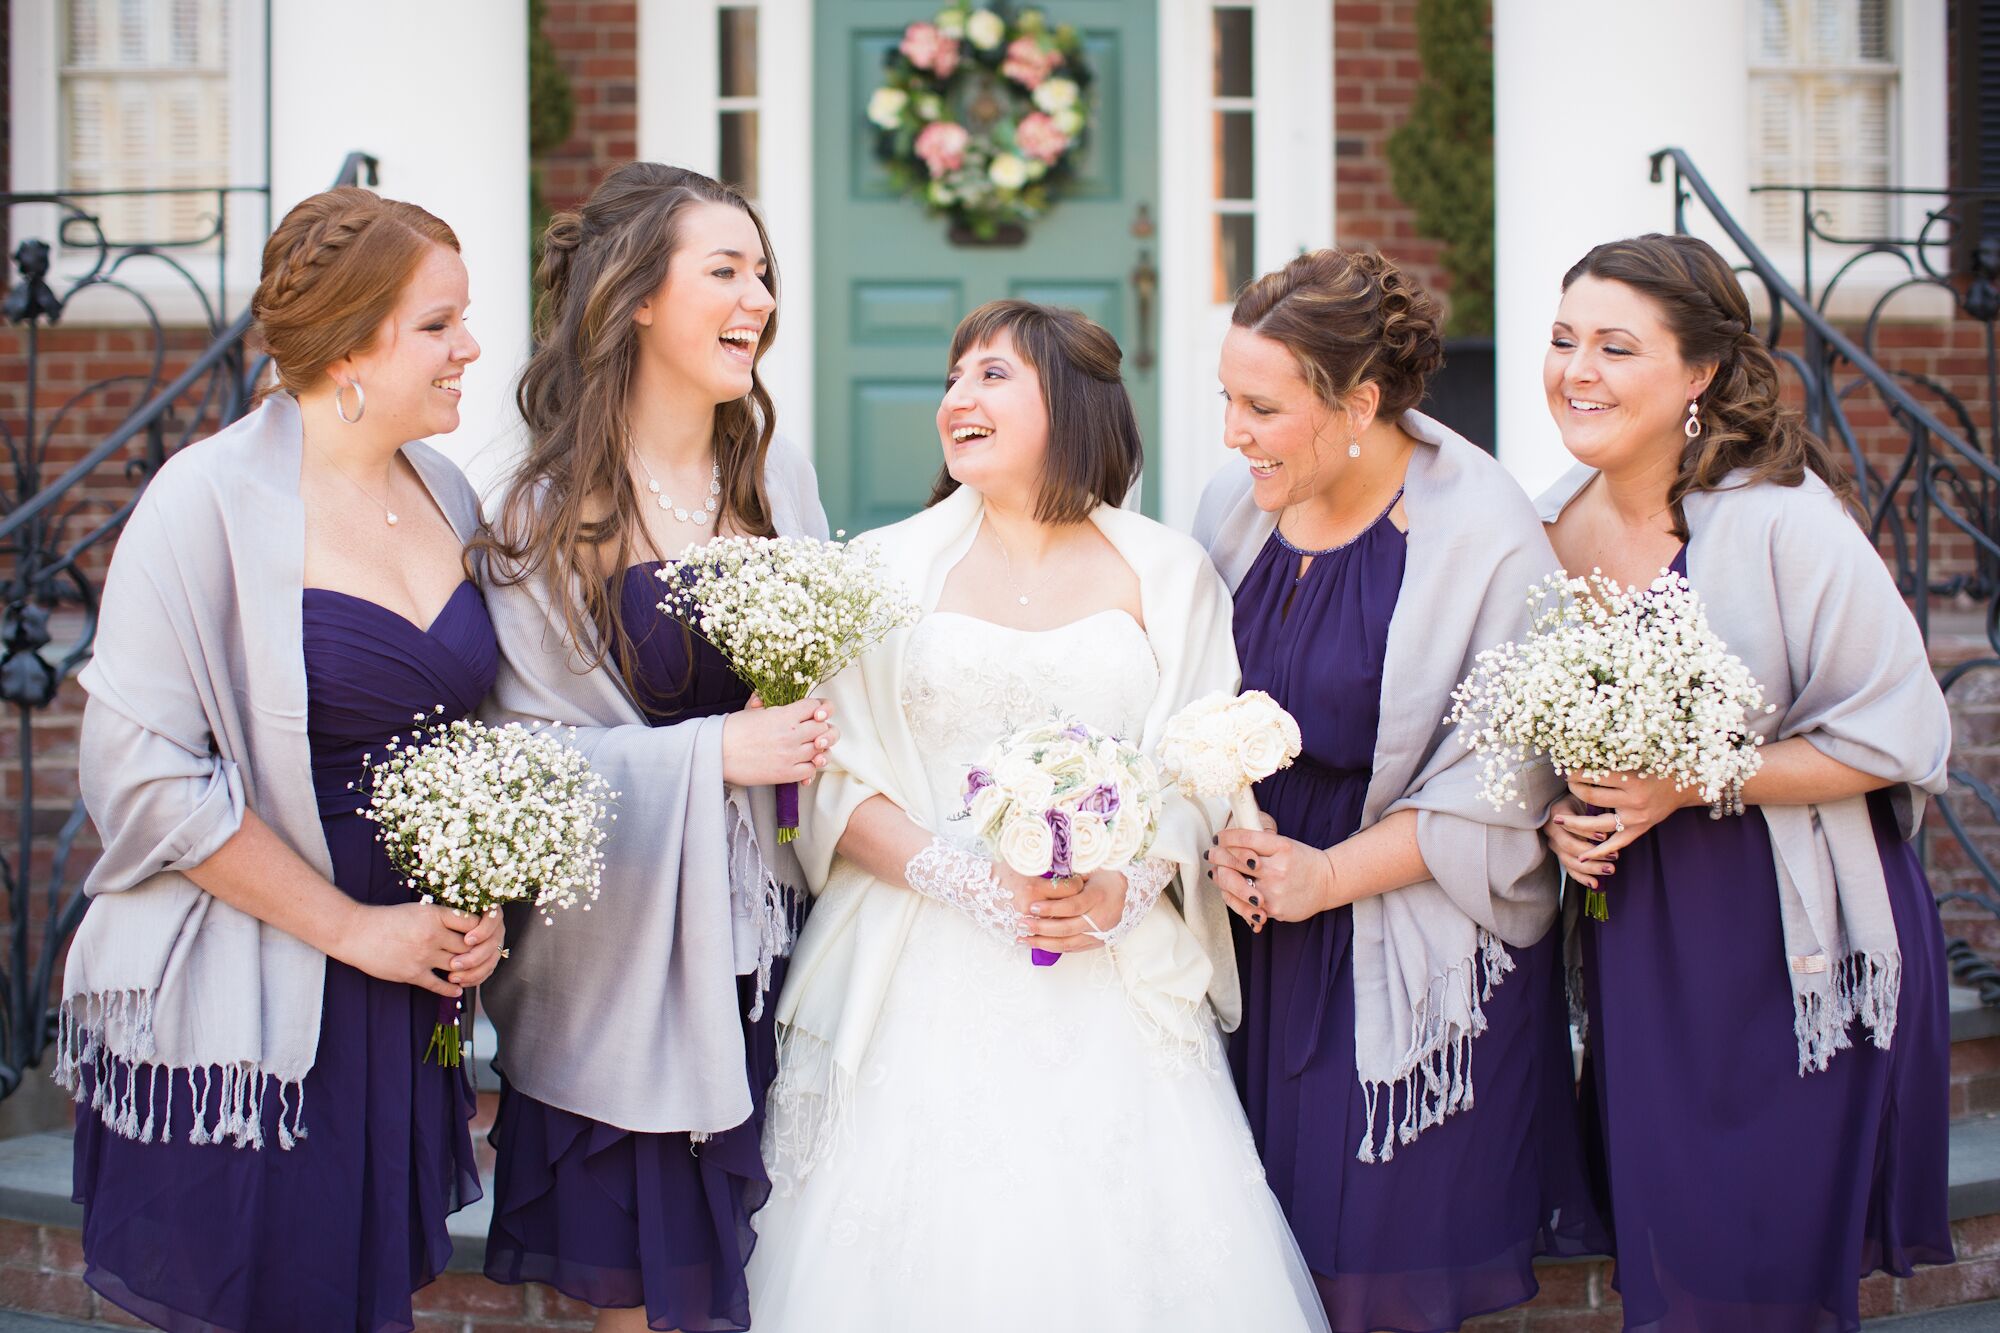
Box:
536;0;639;216
1333;0;1461;314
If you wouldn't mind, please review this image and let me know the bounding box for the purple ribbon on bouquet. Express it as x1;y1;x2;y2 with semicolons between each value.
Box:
1031;808;1076;966
776;780;800;842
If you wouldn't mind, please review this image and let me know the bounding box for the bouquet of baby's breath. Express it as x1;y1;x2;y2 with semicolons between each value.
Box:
1447;569;1771;920
657;535;920;841
1155;690;1303;831
960;717;1163;966
361;708;617;1064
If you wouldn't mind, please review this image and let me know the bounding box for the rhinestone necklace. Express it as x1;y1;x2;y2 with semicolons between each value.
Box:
633;451;722;525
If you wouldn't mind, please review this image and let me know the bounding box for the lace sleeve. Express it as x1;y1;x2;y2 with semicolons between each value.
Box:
904;838;1021;947
1091;856;1176;951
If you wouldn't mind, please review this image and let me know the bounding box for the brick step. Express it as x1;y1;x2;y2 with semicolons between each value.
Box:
1951;987;2000;1120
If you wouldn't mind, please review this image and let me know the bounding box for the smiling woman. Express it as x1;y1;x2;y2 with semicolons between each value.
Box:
471;162;833;1333
63;186;504;1333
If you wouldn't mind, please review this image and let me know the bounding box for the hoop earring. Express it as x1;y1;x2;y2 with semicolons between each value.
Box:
334;379;366;425
1684;399;1702;440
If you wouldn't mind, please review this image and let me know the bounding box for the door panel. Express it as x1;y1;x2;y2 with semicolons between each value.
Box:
814;1;1160;535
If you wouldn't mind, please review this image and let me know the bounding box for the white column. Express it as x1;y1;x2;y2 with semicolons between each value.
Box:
270;0;531;495
1492;0;1749;495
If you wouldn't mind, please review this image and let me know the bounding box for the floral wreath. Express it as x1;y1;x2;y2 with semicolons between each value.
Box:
867;5;1093;242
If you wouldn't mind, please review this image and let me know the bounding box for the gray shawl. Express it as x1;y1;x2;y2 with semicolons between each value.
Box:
1194;410;1564;1161
61;393;484;1149
478;439;830;1134
1537;464;1951;1070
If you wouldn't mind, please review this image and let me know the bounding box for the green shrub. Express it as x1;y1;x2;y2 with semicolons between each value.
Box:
1386;0;1493;336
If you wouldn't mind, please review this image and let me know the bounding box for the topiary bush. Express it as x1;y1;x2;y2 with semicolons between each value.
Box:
1385;0;1493;336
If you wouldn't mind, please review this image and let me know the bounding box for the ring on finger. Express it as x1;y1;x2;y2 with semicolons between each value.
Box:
1613;812;1624;834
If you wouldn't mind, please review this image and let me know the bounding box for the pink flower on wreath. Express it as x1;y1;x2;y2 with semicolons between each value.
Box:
1014;112;1069;164
901;22;961;78
1001;36;1063;89
915;121;971;178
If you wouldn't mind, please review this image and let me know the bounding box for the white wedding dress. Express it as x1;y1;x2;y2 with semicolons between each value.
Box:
746;610;1329;1333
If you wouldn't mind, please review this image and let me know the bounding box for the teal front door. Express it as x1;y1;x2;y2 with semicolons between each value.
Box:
813;0;1159;535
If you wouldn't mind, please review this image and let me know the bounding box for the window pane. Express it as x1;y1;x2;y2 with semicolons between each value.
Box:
1213;7;1252;98
720;109;759;197
1755;0;1792;61
1214;213;1254;304
1855;0;1889;61
720;6;758;99
1215;110;1254;200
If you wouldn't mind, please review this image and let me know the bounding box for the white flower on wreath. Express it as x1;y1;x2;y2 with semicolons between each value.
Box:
988;152;1029;190
1033;76;1080;114
1054;106;1085;137
936;8;968;39
915;92;945;122
967;8;1006;50
868;86;909;130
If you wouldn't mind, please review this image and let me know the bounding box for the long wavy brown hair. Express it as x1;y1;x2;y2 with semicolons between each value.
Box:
1562;233;1854;537
476;163;781;674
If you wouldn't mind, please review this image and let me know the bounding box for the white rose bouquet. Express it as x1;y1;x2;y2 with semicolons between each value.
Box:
360;709;618;1065
1155;690;1304;832
959;718;1163;967
1447;568;1772;920
657;535;920;841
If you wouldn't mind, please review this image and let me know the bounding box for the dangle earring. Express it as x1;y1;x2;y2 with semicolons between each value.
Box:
334;379;367;425
1347;436;1361;459
1684;398;1703;439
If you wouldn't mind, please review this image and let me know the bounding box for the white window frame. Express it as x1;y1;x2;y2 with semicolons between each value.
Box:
9;0;269;329
1745;0;1952;322
1159;0;1332;528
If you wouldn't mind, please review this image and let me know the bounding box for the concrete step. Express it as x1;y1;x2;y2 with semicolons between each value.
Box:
1866;1299;2000;1329
0;1312;97;1332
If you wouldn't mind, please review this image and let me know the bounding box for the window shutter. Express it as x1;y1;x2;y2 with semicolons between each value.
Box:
1955;0;2000;277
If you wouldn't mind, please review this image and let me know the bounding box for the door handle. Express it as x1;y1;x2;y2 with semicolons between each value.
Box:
1130;247;1157;374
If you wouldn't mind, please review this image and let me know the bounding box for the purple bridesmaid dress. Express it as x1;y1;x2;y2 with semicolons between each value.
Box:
1579;547;1953;1331
72;580;494;1332
483;562;781;1333
1229;503;1601;1333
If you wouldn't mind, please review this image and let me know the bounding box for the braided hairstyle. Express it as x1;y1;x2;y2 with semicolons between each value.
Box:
1561;233;1854;533
477;162;782;683
251;187;459;397
1231;248;1446;422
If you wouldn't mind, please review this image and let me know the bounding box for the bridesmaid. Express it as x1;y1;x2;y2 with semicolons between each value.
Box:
1194;248;1601;1332
64;187;502;1331
475;163;832;1333
1540;233;1954;1331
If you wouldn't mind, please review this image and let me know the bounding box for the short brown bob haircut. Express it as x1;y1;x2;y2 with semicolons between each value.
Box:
928;300;1144;523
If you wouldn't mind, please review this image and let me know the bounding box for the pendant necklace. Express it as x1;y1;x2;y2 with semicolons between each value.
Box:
633;450;722;525
308;436;402;527
989;526;1062;607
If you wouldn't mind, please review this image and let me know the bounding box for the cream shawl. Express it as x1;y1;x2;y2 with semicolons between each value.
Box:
1537;464;1951;1070
61;393;483;1148
478;439;829;1134
768;485;1241;1182
1195;410;1565;1160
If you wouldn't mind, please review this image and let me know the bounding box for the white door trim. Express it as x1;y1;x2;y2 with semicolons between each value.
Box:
1157;0;1334;527
640;0;1334;513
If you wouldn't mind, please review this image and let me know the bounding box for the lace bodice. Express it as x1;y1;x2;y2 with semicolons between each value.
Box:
901;609;1160;840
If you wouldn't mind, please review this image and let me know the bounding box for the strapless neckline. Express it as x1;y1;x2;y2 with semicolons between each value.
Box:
303;579;479;637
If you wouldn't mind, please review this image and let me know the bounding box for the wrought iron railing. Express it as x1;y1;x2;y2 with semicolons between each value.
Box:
0;152;378;1101
1649;149;2000;1004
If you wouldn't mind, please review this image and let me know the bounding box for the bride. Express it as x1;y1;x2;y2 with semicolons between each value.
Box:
745;301;1329;1332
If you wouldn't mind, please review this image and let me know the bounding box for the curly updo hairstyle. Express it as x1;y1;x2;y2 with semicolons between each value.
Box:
1562;233;1853;531
1230;248;1446;424
927;300;1143;523
251;186;459;397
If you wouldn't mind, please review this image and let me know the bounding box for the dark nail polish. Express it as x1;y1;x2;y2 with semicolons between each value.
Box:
1205;869;1213;879
1247;858;1258;870
1211;836;1218;846
1249;895;1261;907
